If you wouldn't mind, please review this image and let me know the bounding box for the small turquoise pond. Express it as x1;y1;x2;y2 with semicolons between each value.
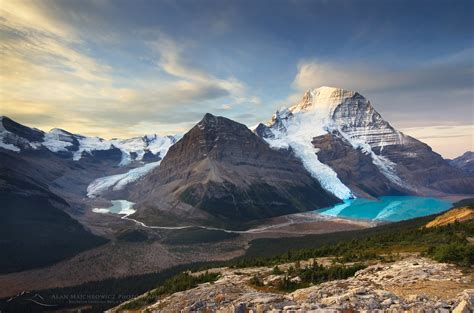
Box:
315;196;452;222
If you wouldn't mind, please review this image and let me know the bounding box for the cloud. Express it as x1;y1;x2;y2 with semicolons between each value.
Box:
286;50;474;158
149;35;250;104
0;0;77;39
401;124;474;159
292;49;474;94
0;3;262;138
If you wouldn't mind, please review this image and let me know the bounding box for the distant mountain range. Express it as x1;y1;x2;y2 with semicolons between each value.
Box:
450;151;474;173
1;86;473;271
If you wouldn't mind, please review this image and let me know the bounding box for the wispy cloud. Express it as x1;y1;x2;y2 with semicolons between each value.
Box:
284;50;474;158
0;0;471;159
0;2;261;138
148;35;257;107
401;124;473;158
292;49;474;94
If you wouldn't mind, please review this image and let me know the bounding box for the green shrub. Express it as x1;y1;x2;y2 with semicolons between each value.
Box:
272;265;283;275
249;274;264;287
277;275;299;291
428;243;474;266
119;271;220;310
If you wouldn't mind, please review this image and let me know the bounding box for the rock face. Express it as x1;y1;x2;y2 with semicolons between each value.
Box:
256;86;474;198
131;113;339;228
0;116;179;202
113;256;473;312
311;133;407;198
0;151;108;273
451;151;474;173
0;117;179;273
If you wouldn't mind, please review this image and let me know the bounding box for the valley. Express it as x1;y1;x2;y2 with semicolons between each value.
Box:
2;203;472;312
1;86;473;312
2;0;473;311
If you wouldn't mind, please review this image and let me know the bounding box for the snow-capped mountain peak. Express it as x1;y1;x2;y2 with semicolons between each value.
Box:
0;116;179;166
256;86;409;199
290;86;358;115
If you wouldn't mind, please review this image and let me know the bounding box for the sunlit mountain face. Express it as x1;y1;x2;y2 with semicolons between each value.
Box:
0;1;473;312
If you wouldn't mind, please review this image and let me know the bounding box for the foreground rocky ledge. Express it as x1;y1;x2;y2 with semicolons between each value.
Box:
112;256;473;312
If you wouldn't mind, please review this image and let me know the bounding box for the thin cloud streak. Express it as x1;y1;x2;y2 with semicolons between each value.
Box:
0;3;261;138
401;124;474;159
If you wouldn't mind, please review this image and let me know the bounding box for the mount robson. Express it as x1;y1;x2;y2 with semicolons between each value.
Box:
1;87;473;312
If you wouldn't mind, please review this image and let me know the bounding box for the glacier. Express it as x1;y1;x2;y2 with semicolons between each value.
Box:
261;86;405;199
86;134;178;197
264;108;354;199
87;161;161;198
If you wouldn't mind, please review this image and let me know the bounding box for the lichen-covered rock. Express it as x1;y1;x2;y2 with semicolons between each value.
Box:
113;256;473;312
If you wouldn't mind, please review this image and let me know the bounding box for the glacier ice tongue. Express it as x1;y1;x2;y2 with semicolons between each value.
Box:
264;94;354;200
335;127;405;187
86;134;178;197
87;161;162;198
262;86;407;199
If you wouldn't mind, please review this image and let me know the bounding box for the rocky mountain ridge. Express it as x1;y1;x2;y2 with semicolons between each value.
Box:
1;86;472;255
130;113;339;228
256;86;474;198
451;151;474;173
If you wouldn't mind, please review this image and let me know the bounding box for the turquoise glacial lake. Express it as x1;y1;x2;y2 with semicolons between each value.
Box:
315;196;452;222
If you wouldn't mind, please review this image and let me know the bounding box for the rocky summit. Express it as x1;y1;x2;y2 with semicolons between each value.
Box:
256;87;474;198
130;113;339;228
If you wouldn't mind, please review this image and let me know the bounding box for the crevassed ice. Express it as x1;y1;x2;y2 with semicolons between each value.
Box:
0;119;22;152
87;160;162;198
69;134;178;165
265;96;354;200
264;86;406;199
0;141;20;152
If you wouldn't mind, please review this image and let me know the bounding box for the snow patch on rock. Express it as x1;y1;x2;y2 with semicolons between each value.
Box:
42;129;75;152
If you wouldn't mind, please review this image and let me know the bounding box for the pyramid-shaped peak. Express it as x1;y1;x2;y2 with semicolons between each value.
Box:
291;86;366;114
196;113;245;131
200;113;219;124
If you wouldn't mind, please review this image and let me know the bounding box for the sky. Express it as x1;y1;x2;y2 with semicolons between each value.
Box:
0;0;473;158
